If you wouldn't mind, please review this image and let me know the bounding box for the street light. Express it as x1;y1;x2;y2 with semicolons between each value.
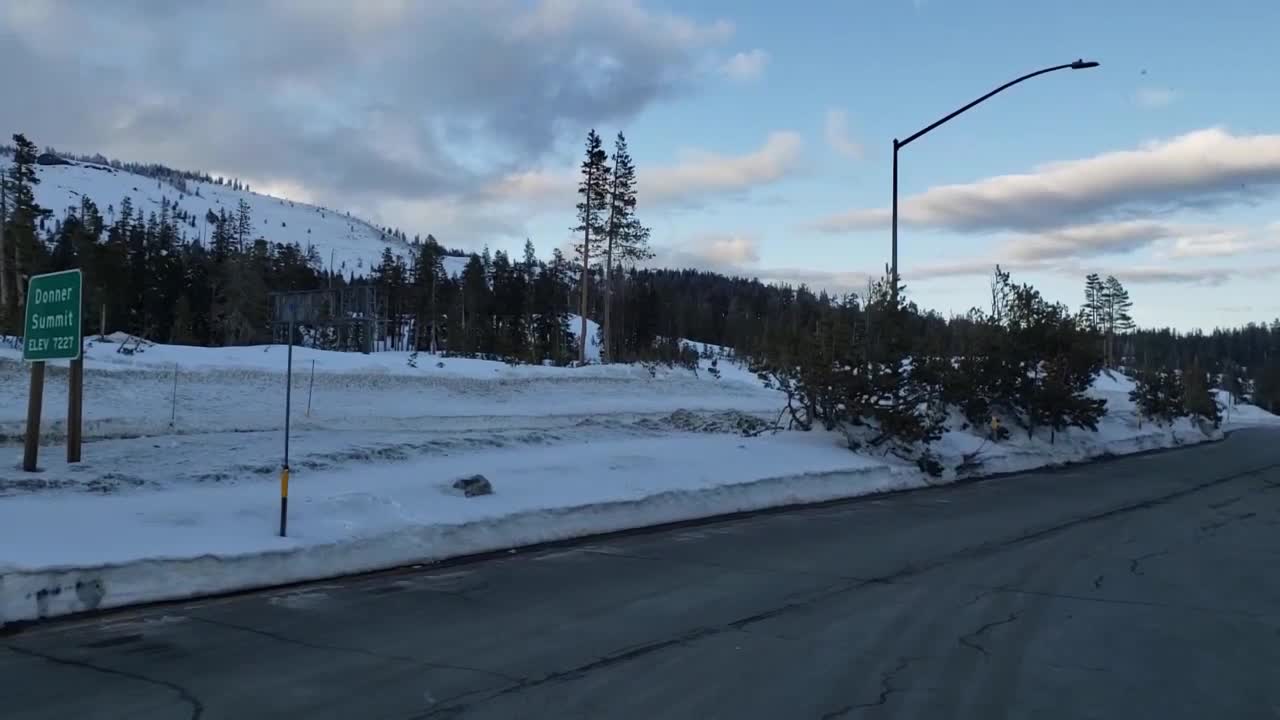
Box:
890;59;1099;288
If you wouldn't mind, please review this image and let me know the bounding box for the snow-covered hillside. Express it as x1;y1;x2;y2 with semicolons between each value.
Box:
0;153;453;276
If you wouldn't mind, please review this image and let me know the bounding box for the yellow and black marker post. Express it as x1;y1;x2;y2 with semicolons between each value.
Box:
279;465;289;537
280;317;295;537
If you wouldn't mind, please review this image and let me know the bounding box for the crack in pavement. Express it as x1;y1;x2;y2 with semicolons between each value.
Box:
578;546;864;583
184;615;518;683
819;656;921;717
728;580;866;631
409;625;726;718
1207;496;1243;510
3;643;204;719
960;587;1002;609
1093;575;1104;590
1200;511;1258;533
958;612;1020;659
975;585;1266;619
1128;549;1170;576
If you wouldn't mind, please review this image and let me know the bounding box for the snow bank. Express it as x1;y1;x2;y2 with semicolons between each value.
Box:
0;434;913;624
2;348;1277;625
0;329;771;444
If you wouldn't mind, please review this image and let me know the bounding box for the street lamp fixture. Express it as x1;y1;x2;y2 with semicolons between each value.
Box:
890;59;1100;292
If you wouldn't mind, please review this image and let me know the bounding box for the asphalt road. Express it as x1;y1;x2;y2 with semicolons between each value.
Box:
5;429;1280;720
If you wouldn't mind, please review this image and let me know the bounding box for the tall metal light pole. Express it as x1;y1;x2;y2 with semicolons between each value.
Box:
891;59;1099;289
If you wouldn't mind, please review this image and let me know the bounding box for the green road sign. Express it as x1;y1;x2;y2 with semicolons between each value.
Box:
23;269;83;361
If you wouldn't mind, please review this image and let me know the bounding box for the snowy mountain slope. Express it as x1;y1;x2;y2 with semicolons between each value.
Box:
0;154;452;276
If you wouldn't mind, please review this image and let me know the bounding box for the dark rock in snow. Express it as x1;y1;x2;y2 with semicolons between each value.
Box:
37;152;72;166
453;474;493;497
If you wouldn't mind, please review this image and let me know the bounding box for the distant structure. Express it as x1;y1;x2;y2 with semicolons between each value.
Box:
270;287;385;354
36;152;72;166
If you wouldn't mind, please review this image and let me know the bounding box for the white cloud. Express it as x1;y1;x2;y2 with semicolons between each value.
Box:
694;233;760;265
486;131;803;209
647;131;803;203
1134;87;1178;109
1165;232;1280;259
1002;220;1178;261
655;232;760;271
653;232;873;292
1104;265;1235;286
0;0;736;209
811;128;1280;234
823;109;863;160
721;49;769;81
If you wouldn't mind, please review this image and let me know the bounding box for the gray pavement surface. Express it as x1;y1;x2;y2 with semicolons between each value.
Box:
4;428;1280;719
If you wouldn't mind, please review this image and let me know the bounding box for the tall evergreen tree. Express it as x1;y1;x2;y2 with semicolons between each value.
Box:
601;131;638;363
1080;273;1105;331
235;198;252;251
413;238;445;353
2;134;46;331
521;239;539;361
572;129;610;363
1101;275;1134;367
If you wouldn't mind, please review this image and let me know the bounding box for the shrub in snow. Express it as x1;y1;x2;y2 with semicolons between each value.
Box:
916;449;944;478
753;275;946;457
1129;368;1185;426
938;268;1105;444
708;356;721;380
1182;361;1221;426
452;474;493;497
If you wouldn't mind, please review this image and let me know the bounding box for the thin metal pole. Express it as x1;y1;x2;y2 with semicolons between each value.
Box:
284;322;293;466
281;320;293;537
169;362;179;427
306;358;315;417
891;139;900;293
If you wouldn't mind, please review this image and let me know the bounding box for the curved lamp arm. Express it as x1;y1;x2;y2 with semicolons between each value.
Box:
896;60;1100;150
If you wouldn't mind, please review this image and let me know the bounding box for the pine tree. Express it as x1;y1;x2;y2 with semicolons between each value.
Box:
2;134;46;331
413;239;445;353
601;132;638;363
1183;358;1221;425
1253;360;1280;414
0;169;8;332
1220;360;1246;404
1101;275;1134;367
235;199;252;251
1080;273;1105;331
532;248;573;364
460;254;491;354
521;239;539;361
572;129;610;364
1130;367;1185;426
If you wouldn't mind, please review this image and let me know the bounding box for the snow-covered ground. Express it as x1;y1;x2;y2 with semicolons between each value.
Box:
1;340;1276;625
0;154;471;276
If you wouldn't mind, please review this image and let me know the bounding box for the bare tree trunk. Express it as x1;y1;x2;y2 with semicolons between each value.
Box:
578;167;595;365
0;179;9;331
601;171;619;365
429;279;438;354
578;253;589;364
13;226;25;314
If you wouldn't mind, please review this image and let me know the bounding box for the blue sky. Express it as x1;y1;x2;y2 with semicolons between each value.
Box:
588;0;1280;329
3;0;1279;330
